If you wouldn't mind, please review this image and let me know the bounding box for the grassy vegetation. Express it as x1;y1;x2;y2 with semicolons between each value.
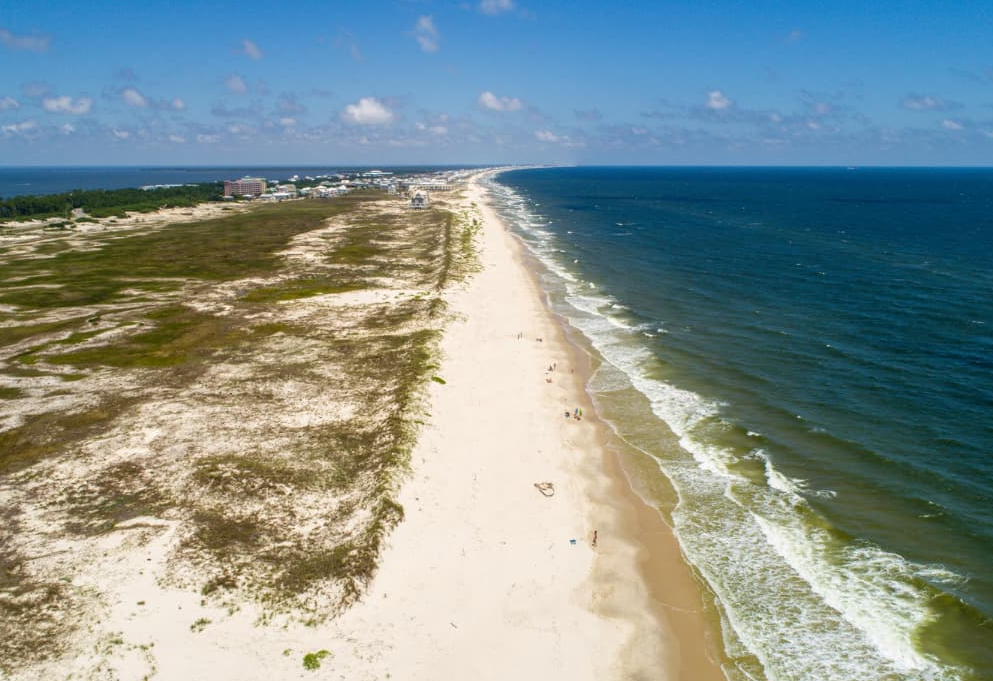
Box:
0;191;485;668
0;399;136;475
0;197;373;310
302;650;332;670
241;280;366;303
44;305;239;369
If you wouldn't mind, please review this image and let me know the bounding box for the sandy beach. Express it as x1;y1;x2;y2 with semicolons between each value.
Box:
314;172;727;680
2;172;726;681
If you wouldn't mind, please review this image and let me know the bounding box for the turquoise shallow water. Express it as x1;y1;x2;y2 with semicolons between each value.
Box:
491;167;993;681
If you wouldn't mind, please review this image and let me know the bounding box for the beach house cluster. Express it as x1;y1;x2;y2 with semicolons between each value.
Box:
220;169;469;210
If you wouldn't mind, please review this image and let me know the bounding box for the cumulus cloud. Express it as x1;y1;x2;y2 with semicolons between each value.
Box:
902;93;957;111
941;119;963;131
341;97;395;125
60;123;74;135
196;133;219;143
534;129;584;147
705;90;732;110
479;0;515;15
1;120;38;136
226;74;248;94
122;87;148;107
478;90;522;112
42;95;93;114
414;16;439;53
169;134;186;143
120;87;184;111
112;129;130;140
0;96;19;110
240;39;263;60
0;27;51;52
279;117;296;127
415;121;448;135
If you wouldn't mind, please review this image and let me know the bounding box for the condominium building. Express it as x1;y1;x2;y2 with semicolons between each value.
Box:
223;177;267;197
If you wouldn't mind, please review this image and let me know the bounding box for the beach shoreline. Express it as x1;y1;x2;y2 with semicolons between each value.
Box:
468;170;728;680
317;168;727;680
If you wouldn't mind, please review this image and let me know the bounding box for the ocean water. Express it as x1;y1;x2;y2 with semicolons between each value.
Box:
490;167;993;681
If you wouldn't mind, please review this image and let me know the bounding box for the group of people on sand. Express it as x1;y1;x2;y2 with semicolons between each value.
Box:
523;331;596;547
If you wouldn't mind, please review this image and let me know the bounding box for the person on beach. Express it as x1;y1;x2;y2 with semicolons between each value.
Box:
592;530;598;548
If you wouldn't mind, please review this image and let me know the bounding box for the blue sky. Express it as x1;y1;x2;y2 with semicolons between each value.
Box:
1;0;992;165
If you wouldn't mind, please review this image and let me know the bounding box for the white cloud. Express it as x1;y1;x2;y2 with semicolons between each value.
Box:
171;98;185;111
240;39;263;60
112;129;130;140
60;123;74;135
0;96;19;110
479;0;515;15
478;90;522;112
196;133;220;143
416;121;448;135
941;119;963;131
279;117;296;127
122;87;148;108
1;120;38;136
414;16;439;53
534;129;585;147
226;74;248;94
0;27;51;52
169;134;186;143
341;97;395;125
42;95;93;114
902;94;947;111
705;90;732;110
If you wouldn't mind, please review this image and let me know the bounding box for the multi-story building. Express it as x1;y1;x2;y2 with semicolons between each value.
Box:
223;177;267;197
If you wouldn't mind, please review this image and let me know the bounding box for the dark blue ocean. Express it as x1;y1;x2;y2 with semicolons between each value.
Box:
491;167;993;681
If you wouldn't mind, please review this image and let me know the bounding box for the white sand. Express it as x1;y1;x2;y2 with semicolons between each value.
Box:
309;173;672;680
9;174;721;680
